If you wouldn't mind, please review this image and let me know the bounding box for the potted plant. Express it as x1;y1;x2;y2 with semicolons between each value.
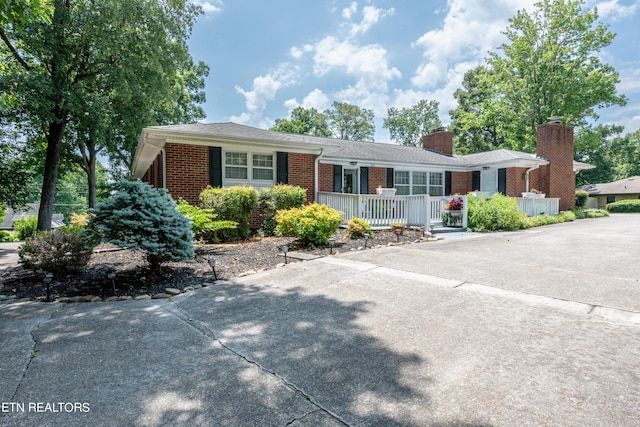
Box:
390;221;405;235
522;188;545;198
444;196;463;216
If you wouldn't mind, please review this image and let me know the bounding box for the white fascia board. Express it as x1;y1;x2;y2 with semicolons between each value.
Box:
318;156;467;172
131;133;167;179
465;158;548;170
143;129;333;155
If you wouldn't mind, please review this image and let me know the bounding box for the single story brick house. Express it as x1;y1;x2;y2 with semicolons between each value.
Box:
579;176;640;209
132;121;593;211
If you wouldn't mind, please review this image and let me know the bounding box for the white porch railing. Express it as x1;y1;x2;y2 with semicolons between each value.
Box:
515;197;559;217
316;192;468;229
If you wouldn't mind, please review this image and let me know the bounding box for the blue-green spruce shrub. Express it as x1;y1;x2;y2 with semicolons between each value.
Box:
88;179;194;273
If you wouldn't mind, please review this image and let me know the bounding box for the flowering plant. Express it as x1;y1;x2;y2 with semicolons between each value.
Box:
444;196;463;210
529;188;544;194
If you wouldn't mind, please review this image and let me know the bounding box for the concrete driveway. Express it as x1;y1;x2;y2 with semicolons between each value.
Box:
1;215;639;426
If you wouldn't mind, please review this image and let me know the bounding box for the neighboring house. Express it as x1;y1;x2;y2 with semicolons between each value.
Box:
0;204;65;231
132;120;593;212
579;176;640;209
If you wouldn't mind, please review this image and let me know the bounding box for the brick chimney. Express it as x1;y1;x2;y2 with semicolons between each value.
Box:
536;119;575;211
422;127;453;156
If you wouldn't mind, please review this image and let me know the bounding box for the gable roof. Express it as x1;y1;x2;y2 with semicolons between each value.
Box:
580;176;640;196
461;149;547;168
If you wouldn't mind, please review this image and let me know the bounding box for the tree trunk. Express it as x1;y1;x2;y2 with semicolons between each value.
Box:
87;148;97;209
37;120;66;231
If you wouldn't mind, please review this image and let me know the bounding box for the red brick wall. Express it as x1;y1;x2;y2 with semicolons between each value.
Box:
142;153;163;189
536;124;575;210
451;172;471;195
288;153;316;203
423;131;453;155
165;143;209;204
369;167;388;194
506;167;527;197
318;163;333;193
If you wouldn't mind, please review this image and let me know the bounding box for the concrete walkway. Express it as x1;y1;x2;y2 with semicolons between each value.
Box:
1;215;639;426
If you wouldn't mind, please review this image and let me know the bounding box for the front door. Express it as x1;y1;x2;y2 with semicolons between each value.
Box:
343;168;359;194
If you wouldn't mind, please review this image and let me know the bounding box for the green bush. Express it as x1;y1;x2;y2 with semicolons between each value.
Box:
0;230;17;242
275;203;343;247
19;231;93;276
199;186;259;241
584;208;609;218
467;193;530;232
528;211;576;227
88;179;194;273
259;185;307;235
575;190;589;209
13;215;38;240
346;217;373;239
176;199;237;242
607;199;640;213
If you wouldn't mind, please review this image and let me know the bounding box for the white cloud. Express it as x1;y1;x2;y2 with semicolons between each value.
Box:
290;44;313;59
193;0;223;16
342;2;357;20
234;64;298;120
349;5;395;36
301;88;331;110
591;0;640;20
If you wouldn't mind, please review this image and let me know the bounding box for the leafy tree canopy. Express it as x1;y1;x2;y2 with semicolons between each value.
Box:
270;106;331;137
450;0;626;153
324;101;375;141
383;100;442;147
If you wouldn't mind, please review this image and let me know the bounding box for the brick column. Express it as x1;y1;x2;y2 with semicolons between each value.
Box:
536;123;575;211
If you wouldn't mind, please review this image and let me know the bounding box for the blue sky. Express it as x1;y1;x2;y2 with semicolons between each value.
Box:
187;0;640;142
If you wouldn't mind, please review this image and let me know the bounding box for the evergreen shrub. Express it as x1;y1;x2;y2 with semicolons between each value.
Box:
199;186;259;241
259;185;307;235
346;217;373;239
19;231;93;276
467;193;530;232
275;203;343;247
88;179;194;273
606;199;640;213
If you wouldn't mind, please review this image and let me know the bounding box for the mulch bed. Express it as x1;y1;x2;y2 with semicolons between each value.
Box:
0;228;429;302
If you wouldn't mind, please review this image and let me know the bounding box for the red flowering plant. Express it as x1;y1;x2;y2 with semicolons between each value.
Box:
444;196;463;211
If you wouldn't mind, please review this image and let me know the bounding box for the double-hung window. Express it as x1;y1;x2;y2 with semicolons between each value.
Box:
252;154;274;181
394;171;410;195
224;151;275;185
225;152;248;179
395;170;444;195
428;172;444;196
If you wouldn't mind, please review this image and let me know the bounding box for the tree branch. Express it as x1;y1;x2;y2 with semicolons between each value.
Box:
0;28;31;72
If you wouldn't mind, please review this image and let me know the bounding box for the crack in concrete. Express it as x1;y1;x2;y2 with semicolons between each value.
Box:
284;408;322;426
10;303;65;401
166;299;350;426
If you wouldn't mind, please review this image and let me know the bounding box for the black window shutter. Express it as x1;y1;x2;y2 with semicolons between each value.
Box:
209;147;222;187
386;168;394;188
359;167;369;194
276;152;288;184
333;165;342;193
498;168;507;195
445;171;452;195
472;171;481;191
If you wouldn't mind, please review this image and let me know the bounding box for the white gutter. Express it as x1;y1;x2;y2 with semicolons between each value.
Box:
314;148;324;201
525;164;540;192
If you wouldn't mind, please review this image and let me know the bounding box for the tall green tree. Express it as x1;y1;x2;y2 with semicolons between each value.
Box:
0;0;204;230
450;0;626;153
383;100;442;147
324;101;375;141
270;106;331;137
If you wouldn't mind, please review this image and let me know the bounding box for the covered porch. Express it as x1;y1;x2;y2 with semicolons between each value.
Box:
316;192;469;230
